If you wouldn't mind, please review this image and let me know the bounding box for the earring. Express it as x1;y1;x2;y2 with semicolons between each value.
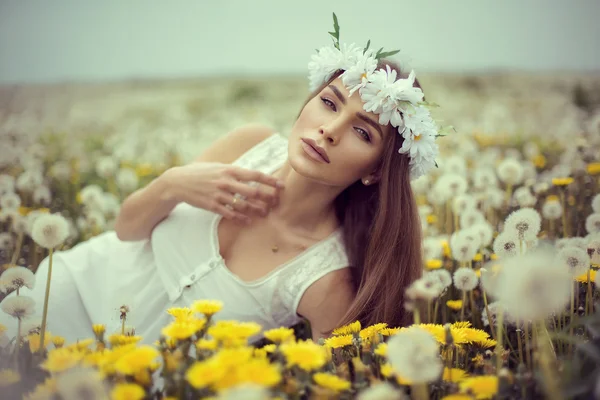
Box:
363;179;370;185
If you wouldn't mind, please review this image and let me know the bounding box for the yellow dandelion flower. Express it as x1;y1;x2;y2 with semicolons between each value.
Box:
380;327;401;336
236;358;281;387
280;340;328;371
167;307;194;320
108;334;142;347
135;163;154;178
263;327;295;343
532;154;546;168
0;324;5;336
443;367;469;383
441;395;475;400
92;324;105;336
196;338;218;351
186;360;226;389
66;338;95;352
28;333;52;353
575;270;597;283
477;338;498;348
191;299;223;316
374;343;387;357
461;328;494;347
111;383;145;400
426;214;438;224
546;195;559;202
214;347;254;368
473;253;483;262
332;321;361;336
380;363;393;377
490;253;499;260
471;354;485;367
459;376;498;399
359;323;388;342
426;259;443;270
41;348;83;373
161;318;206;340
442;240;451;258
208;320;261;345
447;300;463;311
313;372;350;392
587;162;600;175
114;346;160;376
0;369;20;387
452;321;472;329
551;177;573;186
262;344;276;353
324;334;352;349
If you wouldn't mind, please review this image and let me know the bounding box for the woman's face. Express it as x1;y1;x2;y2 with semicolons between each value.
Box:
288;77;391;187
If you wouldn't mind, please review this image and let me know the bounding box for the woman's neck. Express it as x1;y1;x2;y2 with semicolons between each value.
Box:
268;162;342;234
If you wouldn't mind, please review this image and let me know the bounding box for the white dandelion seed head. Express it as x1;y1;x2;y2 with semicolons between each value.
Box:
100;193;120;219
442;156;468;176
0;266;35;290
217;383;270;400
555;238;572;251
357;382;407;400
428;181;450;206
79;185;105;211
513;187;537;208
0;175;16;192
542;198;563;220
480;263;503;299
115;168;139;194
25;210;47;236
11;214;28;235
86;210;107;231
32;185;52;206
0;209;18;225
0;191;21;211
566;237;590;252
15;170;44;193
406;276;443;301
386;326;442;384
483;187;505;210
585;213;600;235
31;213;69;249
56;366;109;400
450;230;479;262
471;222;495;247
592;194;600;214
0;232;14;251
532;181;551;195
587;237;600;260
496;158;524;186
453;267;479;291
492;230;519;259
523;142;540;159
481;301;505;327
49;161;72;181
1;295;36;319
472;167;499;190
423;237;443;260
521;162;538;182
437;173;468;198
558;246;590;277
459;210;486;230
503;207;542;241
452;194;477;216
410;175;430;195
95;156;118;178
496;249;571;321
427;269;453;290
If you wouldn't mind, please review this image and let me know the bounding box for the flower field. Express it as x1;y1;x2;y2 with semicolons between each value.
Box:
1;72;600;399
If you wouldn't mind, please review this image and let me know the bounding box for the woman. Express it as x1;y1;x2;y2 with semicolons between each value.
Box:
0;47;436;345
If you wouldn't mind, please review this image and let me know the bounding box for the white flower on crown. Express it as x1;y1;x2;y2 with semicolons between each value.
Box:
308;43;363;92
340;49;378;95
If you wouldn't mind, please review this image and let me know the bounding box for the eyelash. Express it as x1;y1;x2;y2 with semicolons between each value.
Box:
320;97;371;142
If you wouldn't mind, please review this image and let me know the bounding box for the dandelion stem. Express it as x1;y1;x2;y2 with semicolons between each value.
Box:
460;291;467;321
482;291;497;341
432;299;440;324
495;306;504;373
39;248;54;355
536;320;562;400
10;231;24;266
412;383;429;400
586;268;592;316
569;281;575;354
14;317;21;371
524;323;531;370
559;190;568;238
414;308;421;325
516;328;524;366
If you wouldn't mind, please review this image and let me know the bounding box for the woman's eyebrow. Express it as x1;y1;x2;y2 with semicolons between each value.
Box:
327;84;383;138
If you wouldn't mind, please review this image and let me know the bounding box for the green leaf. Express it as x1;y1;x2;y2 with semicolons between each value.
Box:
375;47;384;58
377;49;401;59
332;12;339;35
363;39;371;54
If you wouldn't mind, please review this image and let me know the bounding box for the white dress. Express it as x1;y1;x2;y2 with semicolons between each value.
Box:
0;133;350;345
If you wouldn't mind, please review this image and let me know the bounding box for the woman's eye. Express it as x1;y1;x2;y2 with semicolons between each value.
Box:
321;97;336;111
356;128;371;143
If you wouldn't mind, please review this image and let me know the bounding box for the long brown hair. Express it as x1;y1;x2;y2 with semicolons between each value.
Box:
299;60;424;329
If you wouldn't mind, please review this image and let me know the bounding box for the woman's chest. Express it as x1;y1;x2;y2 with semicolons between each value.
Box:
217;217;317;282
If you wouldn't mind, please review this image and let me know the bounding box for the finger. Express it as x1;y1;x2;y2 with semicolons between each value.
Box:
219;180;278;206
230;168;285;189
213;203;252;224
215;192;267;216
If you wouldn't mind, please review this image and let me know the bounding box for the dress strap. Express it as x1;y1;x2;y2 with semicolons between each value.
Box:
270;230;350;328
232;133;288;174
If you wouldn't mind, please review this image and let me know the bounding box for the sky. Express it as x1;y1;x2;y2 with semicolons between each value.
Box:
0;0;599;84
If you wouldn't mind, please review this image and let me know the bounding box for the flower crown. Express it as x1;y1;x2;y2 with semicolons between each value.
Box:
307;13;447;181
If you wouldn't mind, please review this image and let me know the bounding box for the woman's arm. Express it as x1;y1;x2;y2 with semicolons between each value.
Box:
113;124;275;241
296;269;354;341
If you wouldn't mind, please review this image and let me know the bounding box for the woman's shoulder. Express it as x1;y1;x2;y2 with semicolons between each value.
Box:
194;124;279;164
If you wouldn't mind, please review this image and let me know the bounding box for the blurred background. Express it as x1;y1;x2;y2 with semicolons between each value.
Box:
1;0;600;164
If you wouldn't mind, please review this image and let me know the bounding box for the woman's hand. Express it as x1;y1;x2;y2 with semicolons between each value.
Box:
162;162;285;224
